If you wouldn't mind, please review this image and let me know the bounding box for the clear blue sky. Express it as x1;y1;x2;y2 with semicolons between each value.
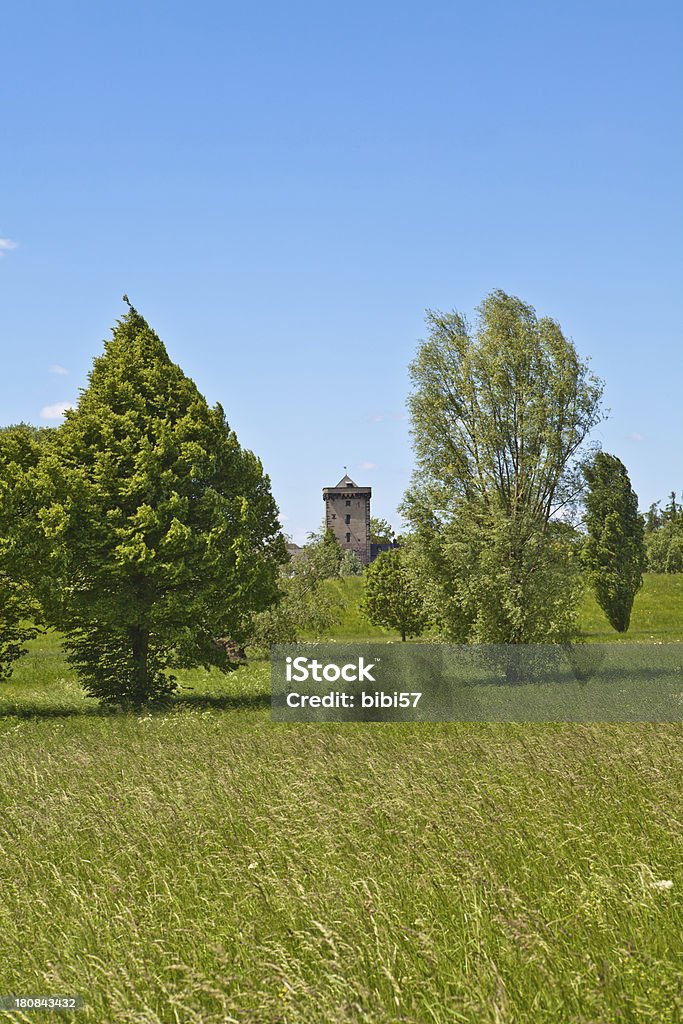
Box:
2;1;681;543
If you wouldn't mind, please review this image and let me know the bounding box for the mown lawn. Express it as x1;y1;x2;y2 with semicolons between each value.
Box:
0;574;681;1022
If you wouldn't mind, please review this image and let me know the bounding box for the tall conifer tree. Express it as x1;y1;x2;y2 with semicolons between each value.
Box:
32;303;286;705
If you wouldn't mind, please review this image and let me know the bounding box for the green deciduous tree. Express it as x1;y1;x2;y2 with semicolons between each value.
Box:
644;492;683;573
582;452;646;632
401;290;603;643
248;538;346;649
369;517;395;545
646;525;683;573
361;548;428;641
28;305;287;706
305;525;344;578
339;550;363;576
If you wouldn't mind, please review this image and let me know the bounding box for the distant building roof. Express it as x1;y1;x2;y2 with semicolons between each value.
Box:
322;474;372;499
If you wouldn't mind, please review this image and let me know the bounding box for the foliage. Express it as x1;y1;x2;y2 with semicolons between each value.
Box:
402;290;603;642
305;525;344;578
248;540;346;649
0;578;40;681
249;571;683;645
339;550;363;576
320;527;344;575
644;492;683;572
413;500;583;643
26;305;286;706
646;525;683;573
361;548;428;641
582;452;646;632
0;424;51;677
369;516;395;545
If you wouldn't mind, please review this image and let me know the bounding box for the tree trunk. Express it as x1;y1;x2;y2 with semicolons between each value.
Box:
129;624;151;708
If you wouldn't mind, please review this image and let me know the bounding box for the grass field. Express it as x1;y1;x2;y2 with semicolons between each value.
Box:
579;573;683;644
0;575;681;1022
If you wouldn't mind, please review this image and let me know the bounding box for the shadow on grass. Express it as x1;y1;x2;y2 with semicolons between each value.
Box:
0;702;115;721
0;690;271;721
171;691;270;712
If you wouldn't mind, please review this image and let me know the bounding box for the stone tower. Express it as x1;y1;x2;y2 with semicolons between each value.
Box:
323;474;371;565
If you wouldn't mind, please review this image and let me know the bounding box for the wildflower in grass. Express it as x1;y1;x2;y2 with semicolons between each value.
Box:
650;879;673;891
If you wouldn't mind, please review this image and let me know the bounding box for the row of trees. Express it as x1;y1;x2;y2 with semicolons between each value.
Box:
364;291;646;642
0;290;650;704
362;453;646;642
644;493;683;573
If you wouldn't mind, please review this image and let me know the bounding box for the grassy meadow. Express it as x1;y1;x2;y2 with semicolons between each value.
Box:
0;575;681;1022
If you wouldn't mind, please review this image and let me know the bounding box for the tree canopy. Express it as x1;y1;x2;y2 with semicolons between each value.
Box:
644;492;683;573
369;517;395;545
26;305;287;705
402;290;603;643
247;531;347;648
361;548;427;641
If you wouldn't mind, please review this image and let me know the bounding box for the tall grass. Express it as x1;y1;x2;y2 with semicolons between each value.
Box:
0;700;680;1022
0;575;681;1021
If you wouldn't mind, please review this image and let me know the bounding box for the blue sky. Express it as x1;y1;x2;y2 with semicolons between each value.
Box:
2;0;681;543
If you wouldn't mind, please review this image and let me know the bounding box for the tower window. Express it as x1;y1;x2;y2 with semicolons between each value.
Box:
345;500;351;507
345;514;351;524
346;533;351;542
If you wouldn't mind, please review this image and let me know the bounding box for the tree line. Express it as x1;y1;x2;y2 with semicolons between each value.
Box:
643;493;683;573
0;291;650;704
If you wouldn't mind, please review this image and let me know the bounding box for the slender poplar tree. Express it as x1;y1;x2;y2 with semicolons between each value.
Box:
582;452;646;633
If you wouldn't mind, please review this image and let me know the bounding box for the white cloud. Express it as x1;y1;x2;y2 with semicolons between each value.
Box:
0;238;18;256
40;401;74;420
49;364;69;376
369;414;384;423
628;432;643;442
358;461;377;471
